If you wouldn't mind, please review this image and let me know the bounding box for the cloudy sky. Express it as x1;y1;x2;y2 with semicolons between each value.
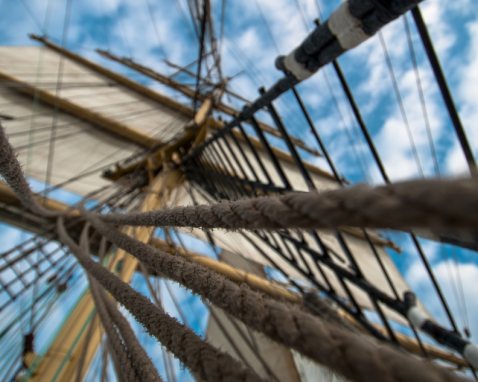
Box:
0;0;477;380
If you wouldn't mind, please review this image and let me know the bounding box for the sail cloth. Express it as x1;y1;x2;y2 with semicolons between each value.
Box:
206;250;302;382
0;46;189;196
173;158;425;325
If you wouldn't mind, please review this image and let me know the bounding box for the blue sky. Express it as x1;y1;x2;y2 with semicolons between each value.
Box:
1;0;478;379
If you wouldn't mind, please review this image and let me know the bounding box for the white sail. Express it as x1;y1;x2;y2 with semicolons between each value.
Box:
0;46;188;196
206;250;302;382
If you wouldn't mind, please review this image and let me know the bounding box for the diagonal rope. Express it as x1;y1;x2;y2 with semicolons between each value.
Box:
0;122;469;381
0;124;59;217
57;217;262;382
403;15;440;176
80;225;163;382
89;277;139;382
84;213;463;382
100;177;478;234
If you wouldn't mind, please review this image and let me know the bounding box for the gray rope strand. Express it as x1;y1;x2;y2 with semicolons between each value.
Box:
100;177;478;234
80;225;163;382
90;279;140;382
0;123;59;217
100;283;163;382
2;118;475;236
57;218;263;382
85;213;464;382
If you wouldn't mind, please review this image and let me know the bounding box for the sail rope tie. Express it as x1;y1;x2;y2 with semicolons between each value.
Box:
80;225;163;382
84;212;465;382
100;177;478;236
57;217;263;382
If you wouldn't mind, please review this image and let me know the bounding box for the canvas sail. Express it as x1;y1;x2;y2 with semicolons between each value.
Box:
0;46;189;196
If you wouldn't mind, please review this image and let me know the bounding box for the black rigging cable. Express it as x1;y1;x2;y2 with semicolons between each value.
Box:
404;15;440;176
378;31;424;178
411;7;476;174
193;0;209;111
144;0;169;61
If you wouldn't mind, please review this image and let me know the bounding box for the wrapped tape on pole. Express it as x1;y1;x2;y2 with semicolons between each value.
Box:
328;1;369;50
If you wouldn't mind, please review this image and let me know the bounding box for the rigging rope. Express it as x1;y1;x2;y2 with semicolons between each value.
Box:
80;225;163;382
403;15;440;176
0;1;476;377
89;277;139;382
57;217;263;382
100;177;478;234
0;125;59;217
84;213;464;382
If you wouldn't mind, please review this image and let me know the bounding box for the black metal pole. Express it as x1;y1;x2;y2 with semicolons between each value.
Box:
412;7;476;173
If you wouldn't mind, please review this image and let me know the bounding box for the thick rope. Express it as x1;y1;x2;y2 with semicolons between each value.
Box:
85;213;464;382
0;115;469;381
80;225;163;382
2;123;475;236
100;287;163;382
0;124;59;217
100;177;478;234
90;279;139;382
57;217;263;382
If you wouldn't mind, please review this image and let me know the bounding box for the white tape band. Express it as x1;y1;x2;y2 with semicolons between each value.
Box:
283;50;314;81
328;1;369;50
407;306;427;328
464;344;478;369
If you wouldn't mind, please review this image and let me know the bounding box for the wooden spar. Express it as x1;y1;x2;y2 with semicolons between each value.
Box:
0;182;78;217
29;35;195;120
0;71;158;149
29;36;333;182
150;238;300;302
96;49;322;157
103;95;215;182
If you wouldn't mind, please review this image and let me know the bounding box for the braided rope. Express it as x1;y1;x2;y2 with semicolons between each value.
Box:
101;177;478;234
0;115;470;381
0;124;59;217
80;225;162;382
90;279;140;382
1;122;475;236
100;288;163;382
85;213;464;382
58;218;263;382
